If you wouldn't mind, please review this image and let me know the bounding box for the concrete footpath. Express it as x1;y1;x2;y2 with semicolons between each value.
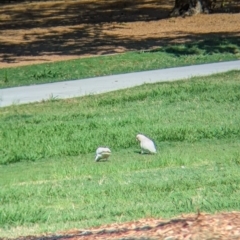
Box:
0;60;239;108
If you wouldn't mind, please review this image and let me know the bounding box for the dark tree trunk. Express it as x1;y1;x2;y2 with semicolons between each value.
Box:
170;0;214;17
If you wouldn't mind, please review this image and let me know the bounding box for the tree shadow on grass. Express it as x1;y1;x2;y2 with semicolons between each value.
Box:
149;36;240;56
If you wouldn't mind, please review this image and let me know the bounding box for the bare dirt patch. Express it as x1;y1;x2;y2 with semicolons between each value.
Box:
0;0;239;68
14;212;240;240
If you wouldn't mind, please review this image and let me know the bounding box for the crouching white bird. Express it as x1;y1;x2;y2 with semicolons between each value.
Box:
95;147;111;162
136;134;157;154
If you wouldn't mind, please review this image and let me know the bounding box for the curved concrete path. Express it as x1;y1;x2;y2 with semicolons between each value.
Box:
0;60;239;108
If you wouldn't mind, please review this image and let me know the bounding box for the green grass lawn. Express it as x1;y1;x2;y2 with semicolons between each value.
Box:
0;70;240;238
0;37;240;88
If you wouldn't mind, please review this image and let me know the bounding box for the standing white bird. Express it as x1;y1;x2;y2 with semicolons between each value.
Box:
136;134;157;154
95;147;111;162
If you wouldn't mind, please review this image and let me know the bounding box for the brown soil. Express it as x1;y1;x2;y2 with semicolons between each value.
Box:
1;1;240;239
15;212;240;240
0;0;239;68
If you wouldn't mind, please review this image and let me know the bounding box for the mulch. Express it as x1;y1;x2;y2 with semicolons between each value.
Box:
12;212;240;240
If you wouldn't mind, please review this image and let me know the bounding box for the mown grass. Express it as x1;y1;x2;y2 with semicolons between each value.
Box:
0;37;240;88
0;71;240;238
1;70;240;164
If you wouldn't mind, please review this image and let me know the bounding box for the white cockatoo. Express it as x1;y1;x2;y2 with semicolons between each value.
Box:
95;147;111;162
136;134;157;154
